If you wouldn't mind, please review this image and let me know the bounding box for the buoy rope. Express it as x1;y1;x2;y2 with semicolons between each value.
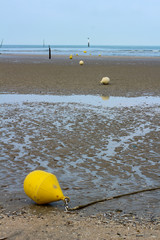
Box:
67;187;160;211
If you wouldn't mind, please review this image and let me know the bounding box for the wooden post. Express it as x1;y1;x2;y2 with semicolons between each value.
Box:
49;46;51;59
88;38;90;47
0;39;3;48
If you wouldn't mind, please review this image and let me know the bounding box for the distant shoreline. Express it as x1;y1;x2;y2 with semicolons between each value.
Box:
1;53;160;63
1;45;160;57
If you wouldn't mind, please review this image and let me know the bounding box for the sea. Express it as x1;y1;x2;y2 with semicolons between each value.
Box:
0;45;160;57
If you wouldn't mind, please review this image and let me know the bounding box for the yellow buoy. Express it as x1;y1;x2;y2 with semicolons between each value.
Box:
69;54;72;59
83;50;87;53
23;170;69;204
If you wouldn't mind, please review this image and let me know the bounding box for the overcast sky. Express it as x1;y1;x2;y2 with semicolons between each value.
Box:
0;0;160;45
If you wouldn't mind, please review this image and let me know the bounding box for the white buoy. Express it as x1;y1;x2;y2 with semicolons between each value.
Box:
100;77;110;85
79;60;84;65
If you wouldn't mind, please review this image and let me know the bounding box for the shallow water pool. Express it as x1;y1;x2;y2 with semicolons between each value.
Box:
0;94;160;107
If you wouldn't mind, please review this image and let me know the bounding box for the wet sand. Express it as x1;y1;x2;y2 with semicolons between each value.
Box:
0;54;160;96
0;55;160;239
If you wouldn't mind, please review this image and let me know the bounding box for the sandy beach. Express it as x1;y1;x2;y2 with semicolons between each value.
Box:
0;54;160;96
0;54;160;239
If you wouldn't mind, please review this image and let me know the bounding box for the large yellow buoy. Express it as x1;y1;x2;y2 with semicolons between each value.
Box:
69;54;73;59
23;170;69;204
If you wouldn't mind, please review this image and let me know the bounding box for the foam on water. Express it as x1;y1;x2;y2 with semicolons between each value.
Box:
1;45;160;57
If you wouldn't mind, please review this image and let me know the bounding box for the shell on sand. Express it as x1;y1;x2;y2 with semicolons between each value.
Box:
100;77;110;85
79;60;84;65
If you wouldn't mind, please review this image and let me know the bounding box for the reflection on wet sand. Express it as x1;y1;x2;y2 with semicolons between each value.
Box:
0;94;159;107
100;95;110;101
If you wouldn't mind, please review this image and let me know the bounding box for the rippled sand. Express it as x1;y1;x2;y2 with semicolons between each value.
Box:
0;95;159;219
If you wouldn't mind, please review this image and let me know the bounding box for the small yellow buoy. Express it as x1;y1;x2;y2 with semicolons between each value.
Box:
69;54;72;59
79;60;84;65
83;50;87;53
76;54;78;56
100;77;110;85
23;170;69;204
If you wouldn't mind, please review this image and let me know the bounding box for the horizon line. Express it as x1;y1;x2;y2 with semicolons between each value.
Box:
1;44;160;47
